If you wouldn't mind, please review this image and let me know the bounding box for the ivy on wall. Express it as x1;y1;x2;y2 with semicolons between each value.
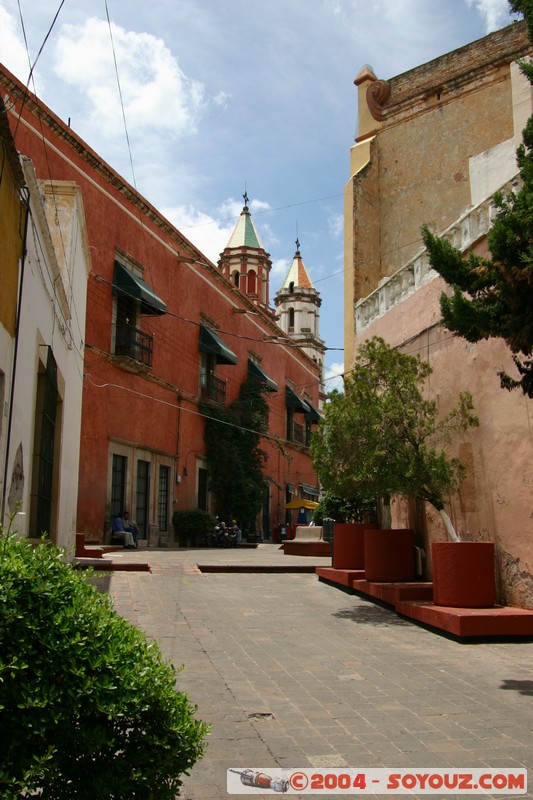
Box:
201;378;272;533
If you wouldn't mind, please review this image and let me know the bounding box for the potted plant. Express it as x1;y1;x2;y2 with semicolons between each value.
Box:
313;491;377;569
311;337;493;602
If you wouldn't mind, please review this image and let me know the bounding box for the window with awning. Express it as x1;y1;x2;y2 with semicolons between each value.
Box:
285;385;310;414
199;325;237;365
112;262;166;316
248;359;278;392
304;400;321;424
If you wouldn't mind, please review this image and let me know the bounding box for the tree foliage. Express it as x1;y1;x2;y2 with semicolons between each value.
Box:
421;0;533;396
310;338;478;531
201;378;271;532
0;529;209;800
312;490;377;525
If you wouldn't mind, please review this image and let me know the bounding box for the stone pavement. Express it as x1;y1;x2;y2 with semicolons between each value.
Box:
102;544;533;799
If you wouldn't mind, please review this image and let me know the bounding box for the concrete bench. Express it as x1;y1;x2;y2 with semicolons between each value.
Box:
75;533;123;559
76;532;105;558
283;526;331;557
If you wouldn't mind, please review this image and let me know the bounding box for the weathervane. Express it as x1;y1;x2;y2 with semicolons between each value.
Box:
243;187;249;207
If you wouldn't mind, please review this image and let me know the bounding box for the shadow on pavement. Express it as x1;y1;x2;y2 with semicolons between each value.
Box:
499;678;533;695
333;605;412;626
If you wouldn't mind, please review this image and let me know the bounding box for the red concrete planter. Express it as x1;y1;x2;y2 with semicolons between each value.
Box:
332;522;376;569
432;541;496;608
364;528;415;582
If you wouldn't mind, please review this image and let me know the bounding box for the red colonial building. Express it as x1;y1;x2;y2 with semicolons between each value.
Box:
1;65;322;546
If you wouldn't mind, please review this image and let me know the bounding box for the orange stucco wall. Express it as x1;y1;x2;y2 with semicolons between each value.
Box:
0;140;24;336
1;67;320;543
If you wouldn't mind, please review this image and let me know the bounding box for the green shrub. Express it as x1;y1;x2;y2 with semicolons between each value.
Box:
0;531;209;799
171;509;216;546
313;491;377;525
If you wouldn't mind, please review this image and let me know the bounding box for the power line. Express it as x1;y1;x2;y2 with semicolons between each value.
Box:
104;0;137;192
180;193;344;231
87;376;312;447
24;0;66;89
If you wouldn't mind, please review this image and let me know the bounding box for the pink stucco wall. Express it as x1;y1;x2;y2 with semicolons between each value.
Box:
355;274;533;607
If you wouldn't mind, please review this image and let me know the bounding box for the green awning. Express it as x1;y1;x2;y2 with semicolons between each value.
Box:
300;483;319;497
305;400;321;424
285;385;310;414
199;325;238;365
248;359;278;392
112;262;166;316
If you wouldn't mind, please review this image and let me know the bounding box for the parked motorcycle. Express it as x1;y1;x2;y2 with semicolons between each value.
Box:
207;523;238;547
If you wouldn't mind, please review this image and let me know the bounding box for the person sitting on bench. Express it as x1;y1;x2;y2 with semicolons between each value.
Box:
112;511;138;549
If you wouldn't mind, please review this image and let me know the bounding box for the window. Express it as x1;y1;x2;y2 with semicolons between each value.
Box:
285;386;310;446
198;467;208;510
198;325;237;405
286;409;304;445
158;465;170;532
136;459;150;538
288;307;295;332
247;269;257;295
248;359;278;392
111;261;166;368
111;454;127;519
30;347;58;538
200;352;227;404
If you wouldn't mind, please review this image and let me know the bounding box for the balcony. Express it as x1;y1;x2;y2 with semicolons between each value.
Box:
201;373;227;405
288;420;304;446
113;322;153;368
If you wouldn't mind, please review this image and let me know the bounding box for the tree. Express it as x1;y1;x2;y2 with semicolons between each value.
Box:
421;0;533;396
310;337;478;541
312;490;377;525
202;378;271;533
0;526;209;799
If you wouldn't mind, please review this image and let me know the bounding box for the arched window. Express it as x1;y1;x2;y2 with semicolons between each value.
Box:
247;269;257;295
288;307;295;332
231;270;239;287
289;281;294;293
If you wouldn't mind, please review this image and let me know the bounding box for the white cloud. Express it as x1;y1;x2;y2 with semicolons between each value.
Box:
328;212;343;238
272;257;291;283
324;361;345;394
465;0;516;31
0;6;31;84
162;204;233;264
52;17;204;138
213;90;231;109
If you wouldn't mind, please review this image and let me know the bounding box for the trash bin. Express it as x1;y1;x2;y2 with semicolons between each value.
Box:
279;524;287;543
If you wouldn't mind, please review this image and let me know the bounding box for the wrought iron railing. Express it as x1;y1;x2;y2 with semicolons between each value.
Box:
201;373;227;405
113;322;153;367
289;420;304;445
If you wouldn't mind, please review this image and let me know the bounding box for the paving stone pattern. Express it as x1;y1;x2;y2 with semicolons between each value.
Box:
105;546;533;799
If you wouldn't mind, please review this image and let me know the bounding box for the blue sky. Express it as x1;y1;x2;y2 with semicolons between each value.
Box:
0;0;519;390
